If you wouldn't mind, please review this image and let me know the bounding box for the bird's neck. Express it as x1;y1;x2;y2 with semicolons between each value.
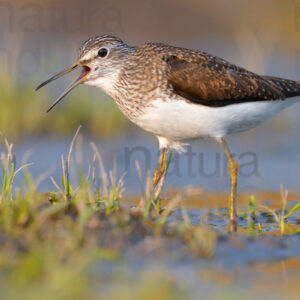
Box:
87;72;121;98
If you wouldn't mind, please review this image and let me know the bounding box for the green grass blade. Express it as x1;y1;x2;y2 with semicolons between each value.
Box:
284;202;300;219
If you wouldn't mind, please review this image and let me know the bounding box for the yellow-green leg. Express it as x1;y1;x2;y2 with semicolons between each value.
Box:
137;147;168;209
217;138;238;231
152;147;168;188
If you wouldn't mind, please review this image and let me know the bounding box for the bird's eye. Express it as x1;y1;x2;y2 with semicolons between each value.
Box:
98;48;108;58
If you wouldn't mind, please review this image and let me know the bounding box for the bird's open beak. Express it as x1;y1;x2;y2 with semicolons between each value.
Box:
36;61;91;112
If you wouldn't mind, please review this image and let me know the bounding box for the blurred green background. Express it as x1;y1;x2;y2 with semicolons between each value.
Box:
1;0;300;141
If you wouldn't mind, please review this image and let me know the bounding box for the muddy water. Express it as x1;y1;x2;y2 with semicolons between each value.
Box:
98;192;300;299
91;203;300;300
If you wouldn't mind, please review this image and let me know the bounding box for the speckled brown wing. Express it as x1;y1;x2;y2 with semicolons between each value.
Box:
263;76;300;98
163;54;286;107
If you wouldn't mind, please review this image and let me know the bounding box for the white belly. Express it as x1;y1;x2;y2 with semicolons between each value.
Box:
134;98;299;141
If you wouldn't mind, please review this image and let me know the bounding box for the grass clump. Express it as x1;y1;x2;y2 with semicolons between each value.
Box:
0;127;216;300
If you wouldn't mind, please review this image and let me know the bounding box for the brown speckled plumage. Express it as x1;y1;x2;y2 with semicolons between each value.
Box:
79;35;125;59
78;35;300;116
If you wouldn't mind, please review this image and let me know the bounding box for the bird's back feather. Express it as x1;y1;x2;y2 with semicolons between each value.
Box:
156;48;300;107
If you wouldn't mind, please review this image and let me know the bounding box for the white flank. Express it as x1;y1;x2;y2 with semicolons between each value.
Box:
135;97;300;150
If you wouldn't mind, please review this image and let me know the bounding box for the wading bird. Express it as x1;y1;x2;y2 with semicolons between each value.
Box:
36;35;300;230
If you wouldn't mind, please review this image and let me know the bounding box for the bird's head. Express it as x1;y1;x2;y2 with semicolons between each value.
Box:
36;35;132;112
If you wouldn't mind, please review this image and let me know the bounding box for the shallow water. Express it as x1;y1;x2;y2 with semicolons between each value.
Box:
90;195;300;300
